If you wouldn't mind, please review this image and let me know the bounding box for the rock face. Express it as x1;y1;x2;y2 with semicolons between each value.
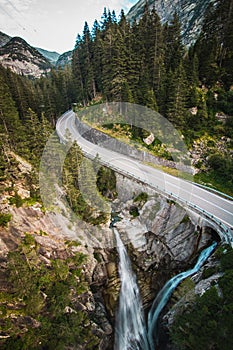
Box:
0;30;72;69
111;174;214;311
0;151;216;349
35;47;60;65
0;31;11;47
0;199;113;349
127;0;217;45
56;50;73;67
0;37;51;77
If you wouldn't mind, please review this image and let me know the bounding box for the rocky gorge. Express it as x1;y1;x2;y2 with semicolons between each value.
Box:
0;150;221;349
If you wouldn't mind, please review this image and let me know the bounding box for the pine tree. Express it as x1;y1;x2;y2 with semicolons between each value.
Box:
164;12;184;73
23;108;45;162
147;6;165;93
81;22;96;100
165;63;188;129
72;38;86;106
92;20;103;94
0;70;23;150
107;10;133;101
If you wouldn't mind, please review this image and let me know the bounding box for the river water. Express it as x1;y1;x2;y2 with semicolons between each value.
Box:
114;228;217;350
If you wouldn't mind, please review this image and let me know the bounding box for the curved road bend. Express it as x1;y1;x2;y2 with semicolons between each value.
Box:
56;111;233;239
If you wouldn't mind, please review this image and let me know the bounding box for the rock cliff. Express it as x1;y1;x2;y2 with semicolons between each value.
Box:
0;152;217;349
0;36;51;77
127;0;217;45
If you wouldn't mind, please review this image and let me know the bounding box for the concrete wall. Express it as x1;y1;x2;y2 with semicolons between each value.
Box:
75;117;194;174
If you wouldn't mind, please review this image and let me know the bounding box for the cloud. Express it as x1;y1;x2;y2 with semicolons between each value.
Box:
0;0;137;52
2;0;35;13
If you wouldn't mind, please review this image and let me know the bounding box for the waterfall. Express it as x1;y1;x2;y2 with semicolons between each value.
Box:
114;226;217;350
114;228;150;350
147;241;217;349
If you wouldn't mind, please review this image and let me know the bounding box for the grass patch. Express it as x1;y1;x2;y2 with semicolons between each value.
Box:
82;120;173;160
144;162;233;198
194;171;233;197
143;162;194;181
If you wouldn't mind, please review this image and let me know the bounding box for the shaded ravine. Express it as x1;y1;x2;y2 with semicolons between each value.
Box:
147;241;217;349
114;228;217;350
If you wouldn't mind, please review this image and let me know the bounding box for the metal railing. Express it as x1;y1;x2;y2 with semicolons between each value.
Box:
192;182;233;201
56;112;233;246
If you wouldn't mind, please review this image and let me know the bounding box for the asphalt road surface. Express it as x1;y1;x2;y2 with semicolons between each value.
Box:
56;111;233;237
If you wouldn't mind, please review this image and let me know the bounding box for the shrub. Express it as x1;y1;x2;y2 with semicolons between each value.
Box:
8;192;24;208
220;247;233;271
207;153;226;172
133;192;148;203
129;205;139;217
0;212;12;227
202;267;217;279
180;214;190;224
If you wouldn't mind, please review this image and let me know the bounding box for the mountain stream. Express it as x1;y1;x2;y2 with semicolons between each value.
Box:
113;228;217;350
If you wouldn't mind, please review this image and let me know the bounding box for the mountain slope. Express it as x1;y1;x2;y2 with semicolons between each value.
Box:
36;47;60;65
0;37;51;77
0;31;11;47
127;0;216;45
56;50;72;67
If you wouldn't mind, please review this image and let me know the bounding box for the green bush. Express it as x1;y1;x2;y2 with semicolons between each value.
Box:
180;214;190;224
8;192;24;208
0;212;12;227
202;267;217;279
133;192;148;203
170;245;233;350
207;153;227;173
129;205;139;217
220;247;233;271
0;234;98;350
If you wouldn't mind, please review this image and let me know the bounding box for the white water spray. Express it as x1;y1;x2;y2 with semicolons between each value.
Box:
147;241;217;349
114;228;150;350
114;226;217;350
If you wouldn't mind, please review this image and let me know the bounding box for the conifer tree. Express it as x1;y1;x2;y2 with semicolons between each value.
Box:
165;63;188;129
0;71;23;150
164;12;184;73
147;6;165;93
92;20;103;93
72;37;86;106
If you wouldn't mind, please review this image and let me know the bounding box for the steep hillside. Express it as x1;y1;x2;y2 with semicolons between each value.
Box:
127;0;217;45
0;31;11;47
0;37;51;77
56;50;73;67
36;47;60;65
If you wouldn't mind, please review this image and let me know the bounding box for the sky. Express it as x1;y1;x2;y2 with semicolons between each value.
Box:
0;0;136;53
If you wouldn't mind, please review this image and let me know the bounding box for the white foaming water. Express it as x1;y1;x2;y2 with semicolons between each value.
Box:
147;241;217;349
114;229;150;350
114;226;217;350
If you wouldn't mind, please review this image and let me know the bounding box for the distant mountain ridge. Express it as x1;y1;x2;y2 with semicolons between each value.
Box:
0;31;72;76
0;36;51;78
0;31;11;47
56;50;72;68
36;47;60;65
127;0;217;45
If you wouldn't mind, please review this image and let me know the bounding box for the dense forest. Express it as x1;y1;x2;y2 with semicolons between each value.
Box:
0;0;233;348
1;0;232;196
71;0;233;192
